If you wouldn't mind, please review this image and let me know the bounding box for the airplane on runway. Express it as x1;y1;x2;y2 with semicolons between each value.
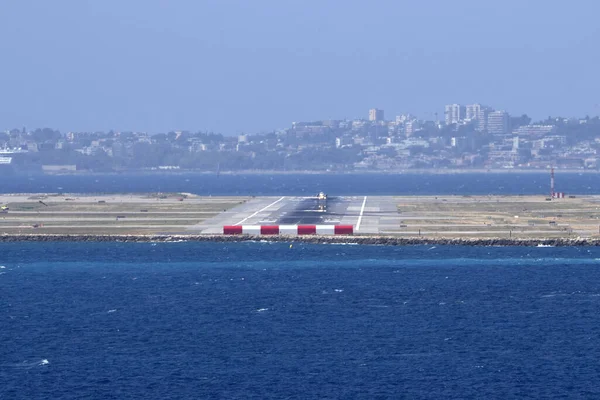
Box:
316;192;327;212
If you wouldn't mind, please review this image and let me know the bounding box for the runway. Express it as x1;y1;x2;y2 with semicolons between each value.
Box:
5;193;598;237
194;196;369;234
192;194;599;238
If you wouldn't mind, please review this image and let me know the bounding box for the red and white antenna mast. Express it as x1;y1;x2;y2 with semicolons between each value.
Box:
550;167;555;198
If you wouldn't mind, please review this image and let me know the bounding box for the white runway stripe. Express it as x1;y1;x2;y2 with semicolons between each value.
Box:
356;196;367;231
234;197;285;226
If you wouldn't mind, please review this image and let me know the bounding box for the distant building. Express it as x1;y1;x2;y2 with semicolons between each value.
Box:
512;136;519;152
444;104;465;125
369;108;384;122
465;104;481;120
352;120;367;130
450;137;469;151
542;135;567;148
514;125;557;138
25;142;39;152
466;104;492;132
322;120;341;129
404;120;420;137
487;110;510;135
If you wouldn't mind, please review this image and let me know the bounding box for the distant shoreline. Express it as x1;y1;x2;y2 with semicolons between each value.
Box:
22;168;600;176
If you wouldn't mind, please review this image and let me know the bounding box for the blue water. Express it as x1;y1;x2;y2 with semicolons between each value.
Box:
3;242;600;398
2;172;599;195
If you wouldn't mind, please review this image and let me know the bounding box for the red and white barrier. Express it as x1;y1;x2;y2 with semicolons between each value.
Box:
223;225;353;235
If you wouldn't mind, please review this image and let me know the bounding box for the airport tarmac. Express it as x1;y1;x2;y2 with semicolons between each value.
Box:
3;193;600;238
193;196;371;234
194;195;475;236
193;195;600;238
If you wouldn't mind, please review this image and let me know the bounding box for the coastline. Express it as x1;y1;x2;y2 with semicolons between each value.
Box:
0;234;598;247
19;168;600;176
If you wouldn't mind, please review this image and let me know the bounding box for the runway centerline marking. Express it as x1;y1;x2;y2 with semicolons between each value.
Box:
356;196;367;231
234;197;285;225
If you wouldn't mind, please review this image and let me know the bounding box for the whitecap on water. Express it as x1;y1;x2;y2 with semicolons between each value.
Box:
107;309;117;313
256;308;269;312
540;293;565;298
334;289;344;293
0;266;5;269
12;359;49;369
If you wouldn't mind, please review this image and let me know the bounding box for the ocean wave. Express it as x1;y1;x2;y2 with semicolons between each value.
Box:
10;359;50;369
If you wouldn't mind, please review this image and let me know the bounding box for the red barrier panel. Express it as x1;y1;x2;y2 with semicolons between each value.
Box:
260;225;280;235
334;225;354;235
223;225;243;234
224;225;352;235
297;225;317;235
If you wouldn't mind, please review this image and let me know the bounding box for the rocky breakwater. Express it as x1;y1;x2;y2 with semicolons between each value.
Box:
1;234;600;246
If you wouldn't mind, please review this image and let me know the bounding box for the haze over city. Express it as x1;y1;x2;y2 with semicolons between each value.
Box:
1;0;599;134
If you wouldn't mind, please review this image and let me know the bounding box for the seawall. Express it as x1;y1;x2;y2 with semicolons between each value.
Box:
0;234;599;246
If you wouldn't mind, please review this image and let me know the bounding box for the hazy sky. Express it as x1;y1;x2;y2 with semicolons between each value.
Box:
1;0;599;134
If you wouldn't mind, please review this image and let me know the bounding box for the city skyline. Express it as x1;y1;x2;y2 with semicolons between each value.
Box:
3;101;600;173
1;101;595;137
0;102;592;137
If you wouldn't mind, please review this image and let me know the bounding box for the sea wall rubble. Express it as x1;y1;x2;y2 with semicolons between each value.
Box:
0;234;599;246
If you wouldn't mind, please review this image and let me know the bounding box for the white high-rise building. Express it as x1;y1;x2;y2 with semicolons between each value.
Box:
487;111;510;135
465;104;480;120
444;104;465;125
369;108;384;122
404;120;420;137
466;104;492;132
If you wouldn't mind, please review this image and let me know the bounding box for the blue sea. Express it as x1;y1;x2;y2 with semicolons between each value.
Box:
3;241;600;399
2;171;599;195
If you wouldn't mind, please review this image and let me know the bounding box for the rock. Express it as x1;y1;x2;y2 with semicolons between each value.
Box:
0;234;599;246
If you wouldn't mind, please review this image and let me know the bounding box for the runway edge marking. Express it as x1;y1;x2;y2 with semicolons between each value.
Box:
356;196;367;231
234;197;286;226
